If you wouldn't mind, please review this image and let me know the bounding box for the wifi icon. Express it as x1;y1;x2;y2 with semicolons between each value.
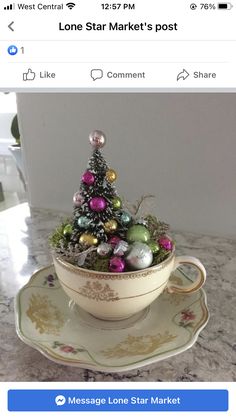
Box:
66;2;75;9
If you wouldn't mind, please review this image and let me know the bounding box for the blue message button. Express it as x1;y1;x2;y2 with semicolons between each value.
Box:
8;389;228;412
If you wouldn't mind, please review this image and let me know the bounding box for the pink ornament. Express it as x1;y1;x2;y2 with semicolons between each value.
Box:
108;236;121;248
158;236;173;251
73;192;84;207
89;130;106;149
89;197;107;212
82;170;95;186
109;256;125;273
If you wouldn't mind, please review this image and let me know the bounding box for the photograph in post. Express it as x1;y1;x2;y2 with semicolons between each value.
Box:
0;92;235;381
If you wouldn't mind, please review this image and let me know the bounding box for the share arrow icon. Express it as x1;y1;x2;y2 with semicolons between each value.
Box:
8;22;14;32
177;69;190;81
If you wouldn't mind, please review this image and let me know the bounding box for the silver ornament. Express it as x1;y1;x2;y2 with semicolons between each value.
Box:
113;240;129;257
126;242;153;270
135;218;148;227
97;242;112;257
89;130;106;149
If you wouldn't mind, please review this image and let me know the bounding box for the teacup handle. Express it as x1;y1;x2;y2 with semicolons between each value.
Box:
167;256;206;294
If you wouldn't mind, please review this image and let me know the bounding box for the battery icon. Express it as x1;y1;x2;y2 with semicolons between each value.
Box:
218;3;233;9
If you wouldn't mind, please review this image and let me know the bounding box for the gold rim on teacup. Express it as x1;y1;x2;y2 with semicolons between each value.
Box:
54;249;175;279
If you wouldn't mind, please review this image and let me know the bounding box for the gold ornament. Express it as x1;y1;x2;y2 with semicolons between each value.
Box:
112;197;122;210
106;169;117;183
104;219;118;233
79;233;98;247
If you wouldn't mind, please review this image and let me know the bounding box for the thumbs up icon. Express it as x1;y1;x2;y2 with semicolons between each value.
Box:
23;69;36;81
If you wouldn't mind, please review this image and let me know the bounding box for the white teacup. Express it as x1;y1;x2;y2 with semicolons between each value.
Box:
53;249;206;321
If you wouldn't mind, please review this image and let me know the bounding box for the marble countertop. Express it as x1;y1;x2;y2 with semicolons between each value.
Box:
0;203;236;382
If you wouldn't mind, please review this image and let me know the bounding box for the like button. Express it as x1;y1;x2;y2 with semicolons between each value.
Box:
23;69;36;81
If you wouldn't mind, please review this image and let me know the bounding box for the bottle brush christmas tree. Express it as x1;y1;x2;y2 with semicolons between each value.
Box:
50;130;172;272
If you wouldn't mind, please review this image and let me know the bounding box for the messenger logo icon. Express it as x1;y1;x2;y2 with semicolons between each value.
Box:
55;395;66;406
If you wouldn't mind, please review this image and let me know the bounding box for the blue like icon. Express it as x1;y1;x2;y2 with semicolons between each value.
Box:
8;45;18;55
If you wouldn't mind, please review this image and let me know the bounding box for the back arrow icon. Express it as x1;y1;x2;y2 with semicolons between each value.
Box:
177;69;190;81
8;22;14;32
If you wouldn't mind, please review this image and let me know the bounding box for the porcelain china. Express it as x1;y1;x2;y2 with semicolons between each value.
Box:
53;252;206;320
15;265;209;372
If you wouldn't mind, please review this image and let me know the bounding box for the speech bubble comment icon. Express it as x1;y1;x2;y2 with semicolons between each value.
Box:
55;395;66;406
91;69;103;81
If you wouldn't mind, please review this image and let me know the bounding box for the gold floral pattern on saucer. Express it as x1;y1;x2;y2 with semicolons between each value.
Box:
15;265;209;372
100;332;177;358
26;294;65;335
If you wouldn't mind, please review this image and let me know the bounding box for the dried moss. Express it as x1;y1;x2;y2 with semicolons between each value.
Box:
49;219;71;249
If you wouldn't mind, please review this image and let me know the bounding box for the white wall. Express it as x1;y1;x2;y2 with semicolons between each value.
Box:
17;93;236;237
0;93;17;138
0;114;15;139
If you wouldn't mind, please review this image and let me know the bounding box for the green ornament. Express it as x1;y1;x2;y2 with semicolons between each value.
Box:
126;225;151;243
148;240;160;254
112;196;122;210
63;224;73;237
120;211;132;225
78;216;90;228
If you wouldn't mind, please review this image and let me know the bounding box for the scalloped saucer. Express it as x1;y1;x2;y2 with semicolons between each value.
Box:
15;265;209;372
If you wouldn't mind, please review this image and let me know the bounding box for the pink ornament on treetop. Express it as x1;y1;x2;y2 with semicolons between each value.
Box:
89;196;107;212
109;256;125;273
89;130;106;149
82;170;95;186
73;192;84;207
158;236;173;251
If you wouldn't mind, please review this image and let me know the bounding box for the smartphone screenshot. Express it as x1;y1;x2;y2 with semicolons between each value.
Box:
0;1;235;418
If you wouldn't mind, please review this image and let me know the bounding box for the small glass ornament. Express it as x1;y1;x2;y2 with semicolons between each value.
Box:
89;130;106;149
78;216;90;229
108;236;121;248
79;233;98;247
135;218;148;227
106;169;117;183
112;197;122;210
148;240;160;254
120;211;132;225
109;256;126;273
104;219;118;233
158;236;173;251
63;224;73;237
73;192;84;207
126;242;153;270
82;170;95;186
89;197;107;212
126;225;151;243
113;240;129;257
97;243;113;257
